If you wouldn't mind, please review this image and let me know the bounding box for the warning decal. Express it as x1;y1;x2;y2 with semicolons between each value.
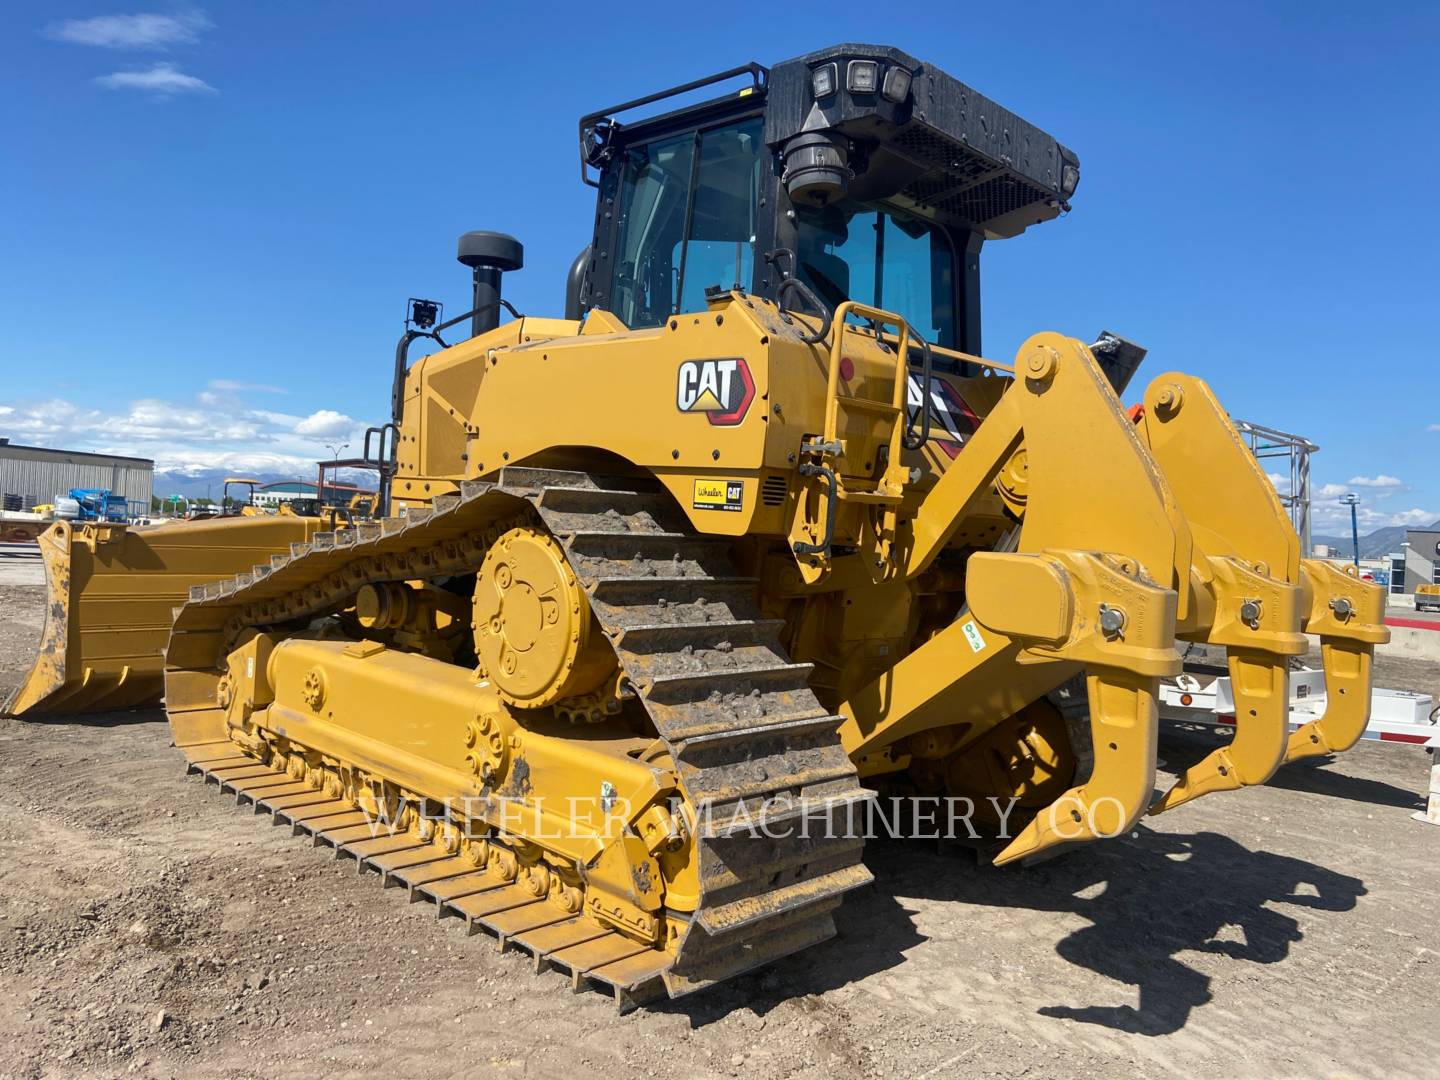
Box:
907;374;981;459
960;619;987;653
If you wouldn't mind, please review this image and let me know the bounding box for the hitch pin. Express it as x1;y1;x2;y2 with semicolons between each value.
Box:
1098;604;1126;639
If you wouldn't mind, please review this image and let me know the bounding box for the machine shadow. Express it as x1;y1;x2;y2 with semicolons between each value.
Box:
24;706;169;728
1015;828;1364;1035
667;825;1365;1037
1160;726;1423;811
1262;758;1424;810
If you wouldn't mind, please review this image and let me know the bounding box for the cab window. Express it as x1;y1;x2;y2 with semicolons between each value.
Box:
795;204;957;348
610;117;763;329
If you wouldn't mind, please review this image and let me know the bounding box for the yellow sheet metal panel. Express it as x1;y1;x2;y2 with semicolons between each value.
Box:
256;637;667;866
1141;373;1298;581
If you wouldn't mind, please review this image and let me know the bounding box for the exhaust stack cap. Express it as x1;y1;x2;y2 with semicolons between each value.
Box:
457;231;524;272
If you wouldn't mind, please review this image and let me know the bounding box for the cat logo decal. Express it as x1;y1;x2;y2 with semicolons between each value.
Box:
677;358;754;426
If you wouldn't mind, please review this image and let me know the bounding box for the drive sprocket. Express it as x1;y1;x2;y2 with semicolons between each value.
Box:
472;525;616;708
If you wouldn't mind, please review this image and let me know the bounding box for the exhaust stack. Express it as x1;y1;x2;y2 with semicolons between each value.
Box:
457;231;524;337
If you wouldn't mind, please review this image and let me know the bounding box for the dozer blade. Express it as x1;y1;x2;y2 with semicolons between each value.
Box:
3;516;320;718
1284;558;1389;762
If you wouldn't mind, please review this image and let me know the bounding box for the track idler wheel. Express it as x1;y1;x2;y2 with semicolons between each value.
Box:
473;526;617;709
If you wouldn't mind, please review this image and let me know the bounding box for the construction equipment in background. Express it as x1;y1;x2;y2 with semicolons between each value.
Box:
5;489;138;541
221;477;265;516
61;489;129;523
318;439;391;519
345;491;376;519
316;463;380;520
280;498;361;531
3;44;1389;1005
0;505;51;544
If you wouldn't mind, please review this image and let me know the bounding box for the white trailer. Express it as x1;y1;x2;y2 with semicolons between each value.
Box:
1159;668;1440;823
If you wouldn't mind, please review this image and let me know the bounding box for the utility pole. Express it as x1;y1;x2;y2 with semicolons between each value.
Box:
1340;492;1361;569
324;443;349;506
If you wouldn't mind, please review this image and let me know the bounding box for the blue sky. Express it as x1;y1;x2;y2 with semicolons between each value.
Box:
1;2;1437;528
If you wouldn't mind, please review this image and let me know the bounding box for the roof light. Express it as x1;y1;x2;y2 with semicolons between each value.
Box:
847;60;879;94
408;298;440;329
1060;163;1079;198
812;62;838;100
881;66;912;103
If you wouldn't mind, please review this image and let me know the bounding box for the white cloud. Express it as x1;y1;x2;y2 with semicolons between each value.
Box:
1347;474;1404;488
152;449;329;477
1272;478;1405;504
0;390;375;486
1312;500;1438;532
294;410;356;439
1386;509;1439;527
94;62;216;96
208;379;285;394
45;11;210;50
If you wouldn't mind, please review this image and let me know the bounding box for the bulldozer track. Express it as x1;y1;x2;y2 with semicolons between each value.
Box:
185;748;677;1006
166;467;873;1003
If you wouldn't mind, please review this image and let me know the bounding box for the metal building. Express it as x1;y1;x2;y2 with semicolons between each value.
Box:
1398;528;1440;596
0;438;153;511
251;480;373;509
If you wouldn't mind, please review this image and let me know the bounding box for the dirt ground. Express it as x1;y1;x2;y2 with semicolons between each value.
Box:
1;544;1437;1080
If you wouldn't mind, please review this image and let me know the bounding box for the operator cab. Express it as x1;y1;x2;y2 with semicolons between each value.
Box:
574;44;1079;357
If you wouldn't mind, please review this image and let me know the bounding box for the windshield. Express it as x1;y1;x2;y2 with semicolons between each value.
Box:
610;117;763;329
795;203;957;348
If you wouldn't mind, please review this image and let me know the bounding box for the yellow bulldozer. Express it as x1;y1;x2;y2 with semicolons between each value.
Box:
4;44;1388;1005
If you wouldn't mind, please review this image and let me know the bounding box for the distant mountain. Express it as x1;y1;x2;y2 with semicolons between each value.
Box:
1311;523;1436;560
153;467;376;502
153;469;297;501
